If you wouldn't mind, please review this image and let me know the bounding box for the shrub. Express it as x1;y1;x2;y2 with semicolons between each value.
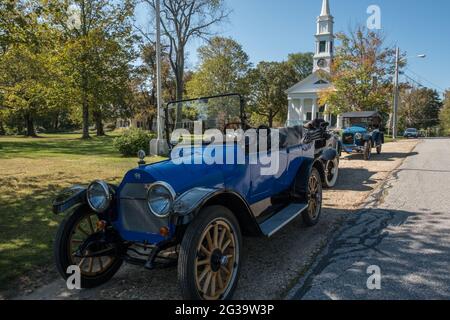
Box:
113;129;155;157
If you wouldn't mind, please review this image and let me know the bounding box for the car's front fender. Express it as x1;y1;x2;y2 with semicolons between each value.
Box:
53;186;87;214
173;187;262;236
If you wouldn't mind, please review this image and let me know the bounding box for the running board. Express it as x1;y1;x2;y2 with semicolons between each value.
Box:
259;203;308;237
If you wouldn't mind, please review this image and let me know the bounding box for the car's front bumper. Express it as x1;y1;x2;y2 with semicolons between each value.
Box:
343;144;364;153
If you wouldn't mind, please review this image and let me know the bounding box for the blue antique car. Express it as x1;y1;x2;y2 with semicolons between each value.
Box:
341;111;385;160
52;94;338;300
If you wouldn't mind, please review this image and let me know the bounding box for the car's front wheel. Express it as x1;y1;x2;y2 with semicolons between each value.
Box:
178;206;242;300
54;206;123;289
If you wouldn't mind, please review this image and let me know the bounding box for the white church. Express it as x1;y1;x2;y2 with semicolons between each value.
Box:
286;0;341;128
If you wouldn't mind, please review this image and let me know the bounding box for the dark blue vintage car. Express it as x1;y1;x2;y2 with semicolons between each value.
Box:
341;111;385;160
52;94;338;300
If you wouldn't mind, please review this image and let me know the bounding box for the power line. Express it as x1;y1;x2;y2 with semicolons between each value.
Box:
404;67;447;93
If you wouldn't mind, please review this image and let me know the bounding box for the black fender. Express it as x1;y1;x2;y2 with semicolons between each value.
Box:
293;157;324;196
53;186;87;214
52;184;118;217
320;148;338;161
173;188;262;237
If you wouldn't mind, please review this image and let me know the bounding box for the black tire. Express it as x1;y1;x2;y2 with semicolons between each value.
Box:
324;158;339;188
363;140;372;160
302;167;323;226
376;144;382;154
54;206;123;289
178;206;242;300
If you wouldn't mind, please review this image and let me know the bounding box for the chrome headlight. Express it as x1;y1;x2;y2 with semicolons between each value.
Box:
147;182;176;218
354;133;363;140
86;180;112;213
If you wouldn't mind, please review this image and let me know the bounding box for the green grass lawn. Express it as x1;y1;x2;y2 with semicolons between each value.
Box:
0;133;162;293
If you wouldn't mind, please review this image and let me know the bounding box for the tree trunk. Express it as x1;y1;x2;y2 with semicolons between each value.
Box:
81;88;90;139
93;110;105;136
54;112;59;131
25;113;36;137
0;120;5;135
268;111;274;128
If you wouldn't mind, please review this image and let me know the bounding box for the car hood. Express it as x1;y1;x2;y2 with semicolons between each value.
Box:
121;145;242;194
343;126;367;134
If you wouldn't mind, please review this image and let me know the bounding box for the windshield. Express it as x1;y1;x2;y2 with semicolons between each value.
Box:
406;128;417;133
166;94;243;135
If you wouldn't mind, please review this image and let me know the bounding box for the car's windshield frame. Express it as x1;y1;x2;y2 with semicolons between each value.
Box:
164;93;246;147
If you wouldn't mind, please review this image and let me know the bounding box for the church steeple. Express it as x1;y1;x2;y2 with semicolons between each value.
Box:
321;0;330;16
313;0;334;73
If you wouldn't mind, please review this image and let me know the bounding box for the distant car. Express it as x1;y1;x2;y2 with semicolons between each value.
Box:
404;128;419;139
340;111;385;161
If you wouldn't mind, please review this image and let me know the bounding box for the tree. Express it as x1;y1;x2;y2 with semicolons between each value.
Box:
0;0;38;55
44;0;136;138
186;37;251;98
144;0;230;103
319;26;399;115
247;61;297;127
0;2;58;137
131;42;176;131
287;52;314;83
400;87;442;130
440;90;450;136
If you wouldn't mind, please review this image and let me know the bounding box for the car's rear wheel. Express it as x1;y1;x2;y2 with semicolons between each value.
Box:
376;144;382;154
178;206;242;300
54;206;123;289
302;167;323;226
324;158;339;188
363;141;372;160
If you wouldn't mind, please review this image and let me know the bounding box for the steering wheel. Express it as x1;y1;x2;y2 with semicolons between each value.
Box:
256;125;271;134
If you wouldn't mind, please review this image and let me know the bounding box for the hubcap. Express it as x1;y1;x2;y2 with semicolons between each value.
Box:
68;213;115;276
195;219;238;300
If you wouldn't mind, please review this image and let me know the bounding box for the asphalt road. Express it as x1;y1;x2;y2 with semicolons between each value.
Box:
288;138;450;300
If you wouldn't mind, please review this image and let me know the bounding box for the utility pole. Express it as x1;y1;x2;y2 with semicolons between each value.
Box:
155;0;163;143
392;46;400;141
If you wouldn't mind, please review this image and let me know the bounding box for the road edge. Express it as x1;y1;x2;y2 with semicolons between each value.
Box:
283;140;421;300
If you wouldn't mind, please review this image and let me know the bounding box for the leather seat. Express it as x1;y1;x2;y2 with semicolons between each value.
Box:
278;126;303;149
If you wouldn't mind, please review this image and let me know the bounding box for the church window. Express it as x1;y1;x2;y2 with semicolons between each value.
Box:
319;41;327;53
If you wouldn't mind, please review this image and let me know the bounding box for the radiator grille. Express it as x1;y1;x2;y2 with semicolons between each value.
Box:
119;183;168;234
343;133;354;145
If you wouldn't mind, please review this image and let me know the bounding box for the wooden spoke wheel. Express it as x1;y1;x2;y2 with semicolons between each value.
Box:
178;206;242;300
195;219;238;300
302;167;323;226
54;206;123;289
68;213;115;277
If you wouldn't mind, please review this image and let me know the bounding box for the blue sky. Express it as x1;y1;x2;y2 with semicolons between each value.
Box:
138;0;450;94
